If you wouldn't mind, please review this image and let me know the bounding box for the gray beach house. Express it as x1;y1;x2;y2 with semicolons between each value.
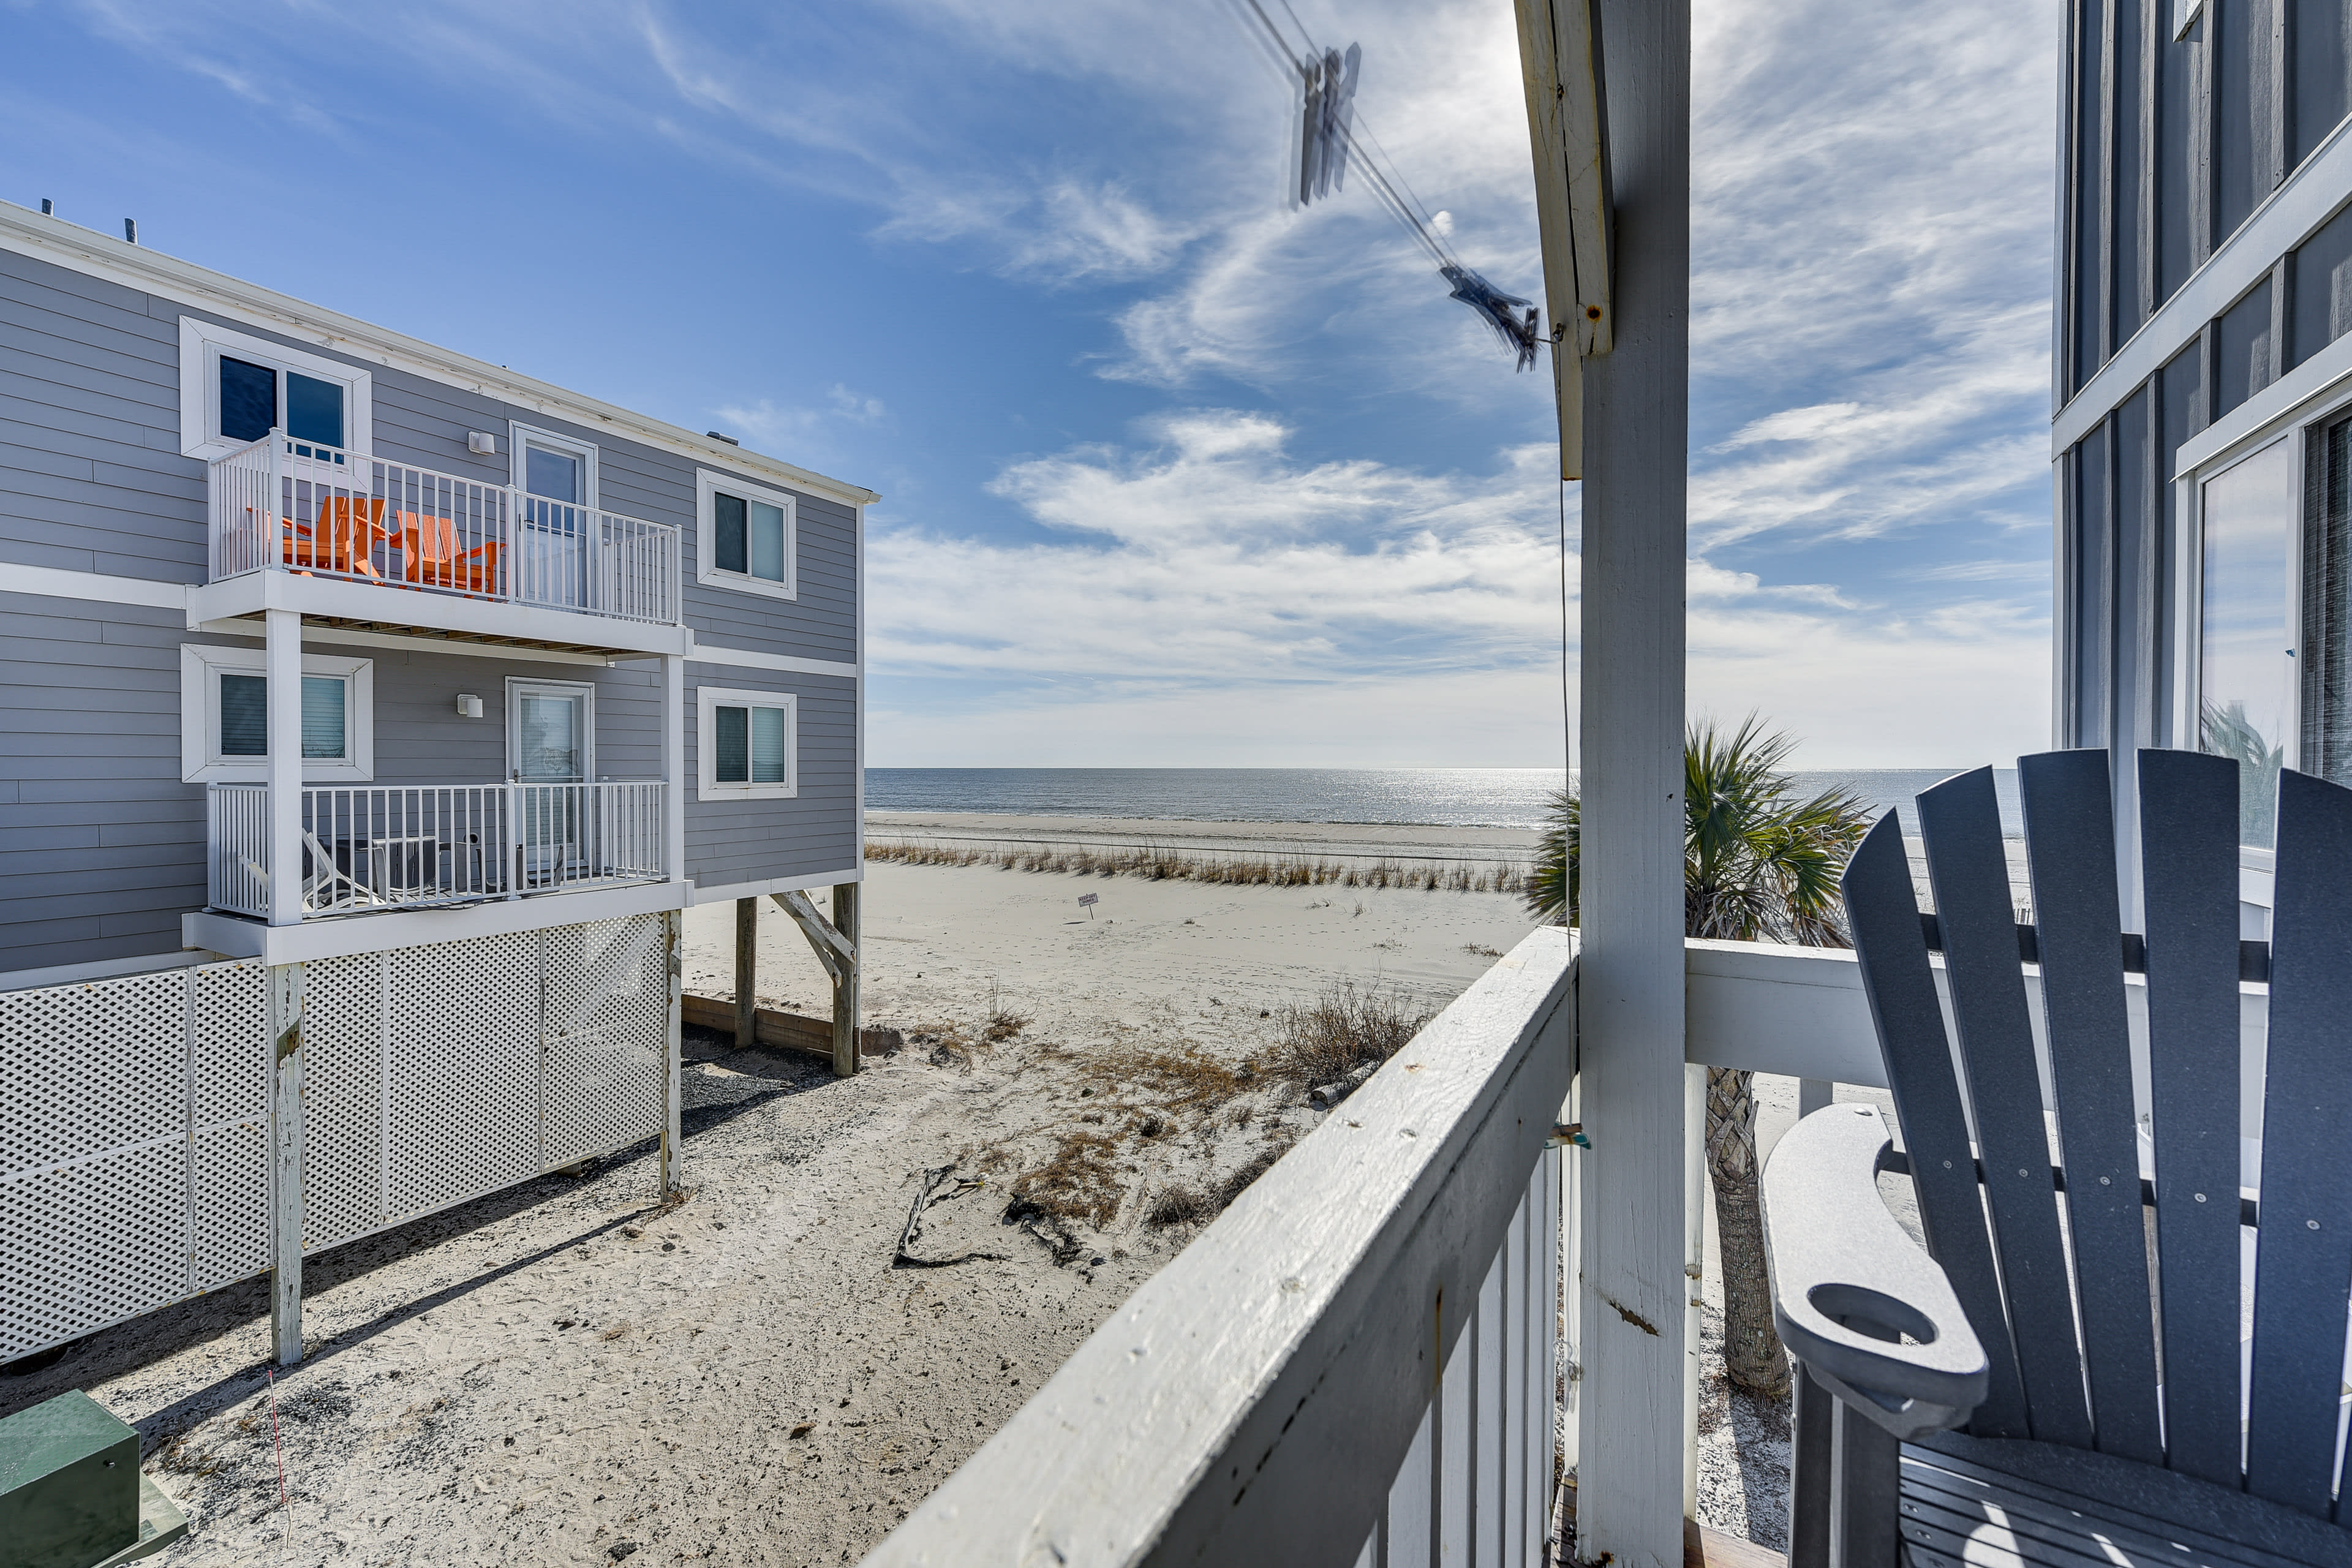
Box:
2054;0;2352;914
0;201;870;1367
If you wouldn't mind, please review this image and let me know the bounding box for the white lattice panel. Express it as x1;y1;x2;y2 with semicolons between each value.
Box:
189;962;269;1291
542;916;666;1169
0;971;196;1362
301;952;386;1253
385;931;541;1221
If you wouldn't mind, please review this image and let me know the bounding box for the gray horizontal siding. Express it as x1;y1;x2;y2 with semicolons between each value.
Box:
0;589;691;972
1;239;864;970
684;676;856;889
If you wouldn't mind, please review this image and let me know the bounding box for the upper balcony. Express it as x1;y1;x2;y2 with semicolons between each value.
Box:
192;431;689;657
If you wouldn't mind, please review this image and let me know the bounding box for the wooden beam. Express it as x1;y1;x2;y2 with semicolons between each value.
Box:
734;897;758;1050
771;889;851;986
1572;0;1690;1561
680;992;840;1060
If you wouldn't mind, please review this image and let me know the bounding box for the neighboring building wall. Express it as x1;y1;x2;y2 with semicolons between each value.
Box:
0;230;865;970
2054;0;2352;795
682;668;859;891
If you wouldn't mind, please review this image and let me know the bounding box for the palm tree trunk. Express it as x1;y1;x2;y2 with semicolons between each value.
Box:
1705;1066;1789;1396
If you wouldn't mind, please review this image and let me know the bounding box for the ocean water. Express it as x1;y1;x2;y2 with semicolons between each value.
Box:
867;767;2024;836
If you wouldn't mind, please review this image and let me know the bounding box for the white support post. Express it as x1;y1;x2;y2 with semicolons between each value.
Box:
661;655;685;883
265;608;303;927
1683;1062;1706;1521
268;962;306;1365
660;908;684;1196
1572;0;1691;1561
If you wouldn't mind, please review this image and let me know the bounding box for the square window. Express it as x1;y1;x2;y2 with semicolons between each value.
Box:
696;471;797;599
181;318;370;462
696;687;797;799
181;646;373;782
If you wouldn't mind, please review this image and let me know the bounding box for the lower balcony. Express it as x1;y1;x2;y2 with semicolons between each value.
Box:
205;781;669;921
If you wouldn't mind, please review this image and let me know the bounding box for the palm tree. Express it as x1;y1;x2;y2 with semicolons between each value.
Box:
1526;715;1873;1396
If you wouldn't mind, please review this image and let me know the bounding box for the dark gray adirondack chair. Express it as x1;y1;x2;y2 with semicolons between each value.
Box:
1762;748;2352;1568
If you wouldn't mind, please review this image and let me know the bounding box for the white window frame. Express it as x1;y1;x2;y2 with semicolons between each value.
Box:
179;644;374;783
696;686;799;800
179;318;372;461
695;470;799;601
505;677;598;782
510;423;600;510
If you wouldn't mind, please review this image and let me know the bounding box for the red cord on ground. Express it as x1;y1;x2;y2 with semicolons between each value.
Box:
267;1368;287;1508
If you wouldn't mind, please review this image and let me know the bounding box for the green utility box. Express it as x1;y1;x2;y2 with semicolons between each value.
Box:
0;1390;187;1568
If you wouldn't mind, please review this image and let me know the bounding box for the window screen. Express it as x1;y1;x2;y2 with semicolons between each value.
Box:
714;704;750;783
220;673;267;756
217;673;348;759
714;492;747;575
712;703;788;785
750;706;788;783
748;500;787;582
219;357;276;444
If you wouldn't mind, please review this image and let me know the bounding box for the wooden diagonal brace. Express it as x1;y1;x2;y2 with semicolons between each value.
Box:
772;889;854;987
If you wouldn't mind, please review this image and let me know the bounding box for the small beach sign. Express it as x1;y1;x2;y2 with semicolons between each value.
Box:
1077;892;1099;918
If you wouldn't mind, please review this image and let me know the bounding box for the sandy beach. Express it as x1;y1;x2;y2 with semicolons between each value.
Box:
6;817;1815;1565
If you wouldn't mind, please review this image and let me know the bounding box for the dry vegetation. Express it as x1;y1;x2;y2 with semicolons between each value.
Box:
1264;979;1436;1090
867;838;1524;894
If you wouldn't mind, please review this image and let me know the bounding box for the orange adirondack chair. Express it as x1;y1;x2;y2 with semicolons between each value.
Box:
398;511;502;597
283;496;386;579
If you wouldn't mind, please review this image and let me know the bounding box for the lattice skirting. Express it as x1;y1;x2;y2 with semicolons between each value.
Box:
0;914;671;1364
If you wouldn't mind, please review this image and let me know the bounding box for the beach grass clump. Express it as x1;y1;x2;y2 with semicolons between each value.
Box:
864;839;1524;896
1012;1131;1125;1230
1268;979;1435;1089
1083;1043;1257;1113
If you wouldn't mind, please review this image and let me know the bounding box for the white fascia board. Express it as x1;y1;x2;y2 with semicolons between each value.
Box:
2054;112;2352;456
690;869;864;905
184;879;687;965
186;571;693;658
0;948;217;996
0;563;190;611
686;642;858;680
2172;325;2352;478
0;203;880;510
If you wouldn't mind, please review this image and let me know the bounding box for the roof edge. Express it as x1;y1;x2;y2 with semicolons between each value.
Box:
0;202;881;508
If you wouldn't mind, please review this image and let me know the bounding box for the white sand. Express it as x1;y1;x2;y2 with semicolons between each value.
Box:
15;851;1562;1567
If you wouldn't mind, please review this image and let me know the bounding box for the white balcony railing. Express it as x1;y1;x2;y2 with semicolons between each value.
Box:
207;432;682;627
206;782;668;920
869;925;1577;1567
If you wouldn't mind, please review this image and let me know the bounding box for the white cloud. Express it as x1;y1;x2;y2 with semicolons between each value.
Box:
869;413;2048;767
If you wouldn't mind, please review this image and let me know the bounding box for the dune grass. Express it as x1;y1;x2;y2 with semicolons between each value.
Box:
865;838;1523;894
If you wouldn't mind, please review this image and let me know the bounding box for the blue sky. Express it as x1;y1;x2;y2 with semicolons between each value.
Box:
6;0;2058;768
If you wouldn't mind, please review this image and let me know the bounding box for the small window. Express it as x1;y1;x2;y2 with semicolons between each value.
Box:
181;646;373;782
216;673;352;760
696;471;798;600
696;686;797;799
183;318;368;462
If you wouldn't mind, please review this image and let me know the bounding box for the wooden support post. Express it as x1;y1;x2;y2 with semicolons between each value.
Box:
831;882;860;1079
1572;0;1691;1561
660;908;684;1196
268;962;305;1366
734;897;758;1050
